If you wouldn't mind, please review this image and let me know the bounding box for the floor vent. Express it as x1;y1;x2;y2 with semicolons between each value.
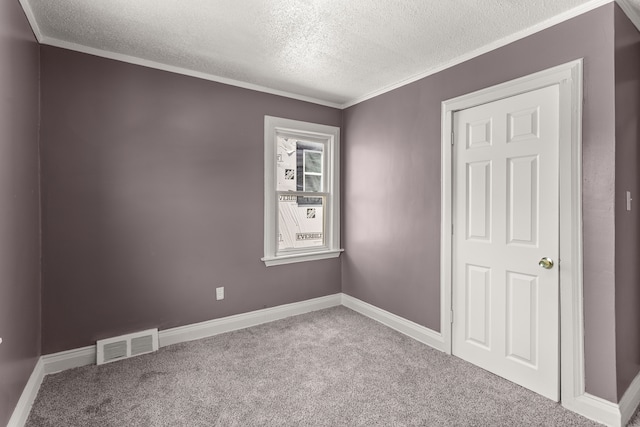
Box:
96;328;159;365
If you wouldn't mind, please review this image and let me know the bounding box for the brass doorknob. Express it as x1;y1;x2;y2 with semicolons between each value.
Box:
539;257;554;269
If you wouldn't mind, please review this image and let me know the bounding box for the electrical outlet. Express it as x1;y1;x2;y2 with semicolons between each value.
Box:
216;287;224;301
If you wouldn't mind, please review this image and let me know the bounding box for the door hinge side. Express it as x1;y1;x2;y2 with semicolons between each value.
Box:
451;129;455;145
450;310;454;324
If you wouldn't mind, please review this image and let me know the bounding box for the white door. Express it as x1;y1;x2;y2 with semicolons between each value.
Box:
452;85;560;400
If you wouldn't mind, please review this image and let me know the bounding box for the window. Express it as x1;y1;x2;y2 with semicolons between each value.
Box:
262;116;342;266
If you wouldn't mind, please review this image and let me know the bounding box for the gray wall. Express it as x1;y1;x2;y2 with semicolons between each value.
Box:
342;4;619;402
0;0;41;424
614;5;640;401
40;46;342;354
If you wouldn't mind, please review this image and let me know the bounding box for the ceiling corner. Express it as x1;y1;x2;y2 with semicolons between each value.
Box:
18;0;43;43
616;0;640;31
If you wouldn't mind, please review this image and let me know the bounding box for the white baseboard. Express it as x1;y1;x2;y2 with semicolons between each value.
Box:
33;294;342;376
563;393;621;427
159;293;342;347
10;292;633;427
6;358;44;427
7;293;342;426
560;371;640;427
620;370;640;426
341;293;445;351
41;345;96;374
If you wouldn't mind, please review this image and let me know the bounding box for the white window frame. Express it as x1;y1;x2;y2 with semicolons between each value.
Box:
262;116;342;266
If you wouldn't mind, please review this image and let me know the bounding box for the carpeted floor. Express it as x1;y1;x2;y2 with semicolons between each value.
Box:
26;306;637;426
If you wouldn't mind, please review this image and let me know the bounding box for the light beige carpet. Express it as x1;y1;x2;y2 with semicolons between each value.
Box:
26;306;633;426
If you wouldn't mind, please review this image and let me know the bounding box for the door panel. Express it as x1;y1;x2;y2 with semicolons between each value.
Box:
452;85;560;401
507;156;538;245
467;161;492;241
505;271;538;366
465;264;492;349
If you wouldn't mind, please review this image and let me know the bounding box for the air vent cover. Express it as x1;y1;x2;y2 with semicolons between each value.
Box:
96;328;159;365
131;335;154;356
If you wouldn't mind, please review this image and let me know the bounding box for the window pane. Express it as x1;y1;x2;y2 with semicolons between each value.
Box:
278;194;324;251
297;196;322;206
296;141;324;191
276;136;297;192
304;150;322;174
304;174;322;192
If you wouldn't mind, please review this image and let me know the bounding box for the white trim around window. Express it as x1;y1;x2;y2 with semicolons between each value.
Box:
262;116;342;267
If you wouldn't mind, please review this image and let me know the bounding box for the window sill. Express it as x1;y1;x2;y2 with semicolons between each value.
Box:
262;249;344;267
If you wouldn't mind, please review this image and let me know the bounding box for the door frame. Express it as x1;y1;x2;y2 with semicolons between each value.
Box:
440;60;584;407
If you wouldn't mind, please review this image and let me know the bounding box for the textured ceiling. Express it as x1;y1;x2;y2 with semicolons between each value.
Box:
21;0;633;107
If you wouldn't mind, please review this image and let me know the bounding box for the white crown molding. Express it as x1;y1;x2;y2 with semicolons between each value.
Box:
615;0;640;30
341;0;613;109
38;36;343;110
20;0;618;110
341;294;445;351
6;358;44;427
17;0;43;43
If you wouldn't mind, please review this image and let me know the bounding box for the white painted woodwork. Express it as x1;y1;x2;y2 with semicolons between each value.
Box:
452;85;560;400
263;116;341;266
